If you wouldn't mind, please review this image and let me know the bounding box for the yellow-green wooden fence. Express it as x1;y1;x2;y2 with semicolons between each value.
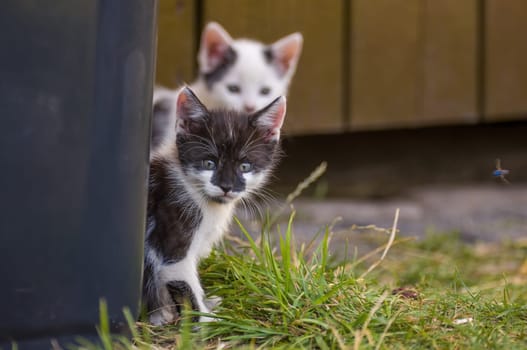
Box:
156;0;527;135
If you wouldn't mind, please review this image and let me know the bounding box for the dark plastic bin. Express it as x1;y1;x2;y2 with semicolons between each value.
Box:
0;1;157;348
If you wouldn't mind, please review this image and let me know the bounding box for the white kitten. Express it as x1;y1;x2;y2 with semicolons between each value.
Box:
152;22;302;150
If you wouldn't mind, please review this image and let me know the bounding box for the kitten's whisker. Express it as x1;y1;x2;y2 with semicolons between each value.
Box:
240;128;259;155
239;197;262;220
241;134;269;155
203;120;218;151
179;139;218;157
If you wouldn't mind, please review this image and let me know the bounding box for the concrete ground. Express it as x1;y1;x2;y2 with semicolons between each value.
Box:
289;184;527;242
235;184;527;258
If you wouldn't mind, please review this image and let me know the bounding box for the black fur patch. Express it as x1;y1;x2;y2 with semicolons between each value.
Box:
166;280;200;322
263;47;274;64
141;257;159;314
202;46;237;90
146;158;202;263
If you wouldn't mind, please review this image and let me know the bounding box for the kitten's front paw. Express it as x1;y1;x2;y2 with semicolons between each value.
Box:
198;314;217;323
149;308;176;326
204;296;222;310
198;296;221;323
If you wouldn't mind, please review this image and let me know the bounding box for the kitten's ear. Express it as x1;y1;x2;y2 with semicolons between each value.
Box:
198;22;234;73
268;32;303;78
176;87;208;133
251;96;287;141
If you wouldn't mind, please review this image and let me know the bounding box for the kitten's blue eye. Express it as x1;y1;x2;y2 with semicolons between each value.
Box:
227;84;241;94
260;87;271;95
239;162;252;173
201;160;216;170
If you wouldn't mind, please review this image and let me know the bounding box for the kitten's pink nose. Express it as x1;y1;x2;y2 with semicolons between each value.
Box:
244;104;255;113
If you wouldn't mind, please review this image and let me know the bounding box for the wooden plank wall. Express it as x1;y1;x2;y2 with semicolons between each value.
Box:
350;0;422;129
155;0;527;135
155;0;196;87
485;0;527;121
421;0;478;124
350;0;479;129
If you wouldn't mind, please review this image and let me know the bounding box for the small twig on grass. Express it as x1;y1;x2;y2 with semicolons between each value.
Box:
354;291;390;350
375;309;403;350
331;326;349;350
348;237;412;271
285;161;328;205
348;223;397;235
359;208;400;279
223;233;252;248
266;161;328;227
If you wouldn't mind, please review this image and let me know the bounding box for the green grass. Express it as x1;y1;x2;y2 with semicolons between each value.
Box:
71;162;527;349
82;208;527;350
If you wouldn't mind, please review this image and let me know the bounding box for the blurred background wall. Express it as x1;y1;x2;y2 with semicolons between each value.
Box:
154;0;527;197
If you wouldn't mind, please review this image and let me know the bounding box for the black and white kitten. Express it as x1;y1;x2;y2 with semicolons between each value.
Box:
144;87;286;325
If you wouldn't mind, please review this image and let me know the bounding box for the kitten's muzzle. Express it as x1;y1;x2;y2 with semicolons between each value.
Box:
219;185;232;193
210;192;237;204
244;105;256;113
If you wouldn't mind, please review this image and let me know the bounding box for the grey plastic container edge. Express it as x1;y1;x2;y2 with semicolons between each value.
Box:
0;0;158;348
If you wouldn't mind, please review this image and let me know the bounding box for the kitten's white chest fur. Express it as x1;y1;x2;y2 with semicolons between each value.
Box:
190;201;235;260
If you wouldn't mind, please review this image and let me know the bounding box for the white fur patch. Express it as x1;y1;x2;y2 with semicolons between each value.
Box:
193;200;236;258
243;171;269;195
191;39;294;113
